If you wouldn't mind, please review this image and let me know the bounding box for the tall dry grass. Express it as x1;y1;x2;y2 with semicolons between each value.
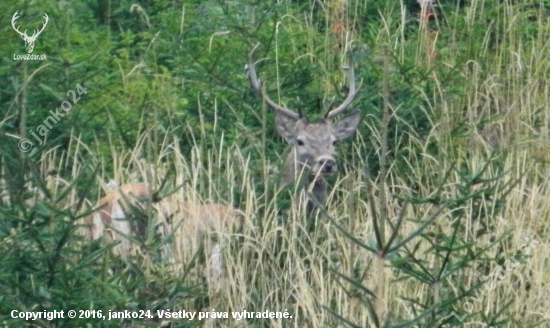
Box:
3;0;550;327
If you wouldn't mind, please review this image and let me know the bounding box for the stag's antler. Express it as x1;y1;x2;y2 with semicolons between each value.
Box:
11;11;49;53
324;51;362;119
246;43;301;119
247;43;361;119
11;11;27;39
30;13;49;40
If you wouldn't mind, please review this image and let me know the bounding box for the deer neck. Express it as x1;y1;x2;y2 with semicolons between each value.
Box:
281;148;327;208
309;176;327;207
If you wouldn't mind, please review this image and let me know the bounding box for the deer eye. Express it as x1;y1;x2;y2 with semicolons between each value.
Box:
296;139;305;146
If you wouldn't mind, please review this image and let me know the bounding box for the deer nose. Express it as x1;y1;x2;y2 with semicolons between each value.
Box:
319;158;337;174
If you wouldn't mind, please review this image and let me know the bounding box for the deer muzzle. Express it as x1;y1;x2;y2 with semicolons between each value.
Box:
316;156;337;176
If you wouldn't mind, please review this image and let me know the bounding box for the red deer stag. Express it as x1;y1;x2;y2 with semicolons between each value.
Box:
247;43;362;212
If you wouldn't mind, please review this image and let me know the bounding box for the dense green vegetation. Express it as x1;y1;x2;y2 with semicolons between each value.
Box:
1;0;550;327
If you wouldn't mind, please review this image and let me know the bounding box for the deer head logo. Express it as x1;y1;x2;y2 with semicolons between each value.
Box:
11;11;49;54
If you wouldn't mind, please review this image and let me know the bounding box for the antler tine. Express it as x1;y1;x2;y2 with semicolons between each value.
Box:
325;52;362;119
34;14;49;37
247;43;301;119
11;11;26;37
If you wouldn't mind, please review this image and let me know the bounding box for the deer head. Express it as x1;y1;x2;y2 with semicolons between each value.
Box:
11;11;49;54
247;43;362;207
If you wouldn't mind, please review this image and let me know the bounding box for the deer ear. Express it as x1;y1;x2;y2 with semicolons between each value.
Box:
275;111;300;143
331;111;362;140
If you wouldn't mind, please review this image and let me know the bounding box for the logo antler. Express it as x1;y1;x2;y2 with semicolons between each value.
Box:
11;11;49;54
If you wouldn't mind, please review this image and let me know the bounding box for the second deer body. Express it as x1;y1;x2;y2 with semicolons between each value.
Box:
86;183;237;257
85;182;237;292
